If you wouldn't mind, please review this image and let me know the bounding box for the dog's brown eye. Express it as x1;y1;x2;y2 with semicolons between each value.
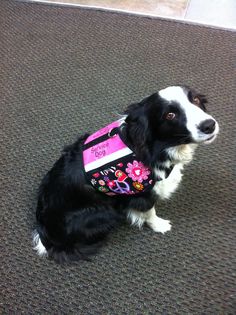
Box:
166;112;176;120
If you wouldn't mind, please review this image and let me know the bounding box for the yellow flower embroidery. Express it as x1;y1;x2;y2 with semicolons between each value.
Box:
133;182;144;191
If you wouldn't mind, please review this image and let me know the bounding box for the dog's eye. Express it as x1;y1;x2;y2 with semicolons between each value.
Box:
165;112;176;120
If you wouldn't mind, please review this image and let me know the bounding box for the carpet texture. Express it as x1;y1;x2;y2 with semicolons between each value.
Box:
1;0;236;313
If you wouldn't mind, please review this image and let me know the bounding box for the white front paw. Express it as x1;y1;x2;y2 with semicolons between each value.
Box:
147;217;172;234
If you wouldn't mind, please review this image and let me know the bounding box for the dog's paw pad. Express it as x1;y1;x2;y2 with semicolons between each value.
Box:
148;217;172;234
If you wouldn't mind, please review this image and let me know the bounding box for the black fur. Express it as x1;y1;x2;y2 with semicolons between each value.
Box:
35;86;209;263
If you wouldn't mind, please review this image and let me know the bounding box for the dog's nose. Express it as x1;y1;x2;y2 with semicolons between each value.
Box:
199;119;216;134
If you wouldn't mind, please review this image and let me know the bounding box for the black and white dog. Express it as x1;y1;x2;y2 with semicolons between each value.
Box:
33;86;219;263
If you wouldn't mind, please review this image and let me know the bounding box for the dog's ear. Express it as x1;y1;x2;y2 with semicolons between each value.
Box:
187;88;208;111
124;100;151;163
193;94;208;111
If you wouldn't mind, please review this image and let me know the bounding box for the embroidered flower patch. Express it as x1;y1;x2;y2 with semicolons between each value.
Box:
133;181;144;191
126;160;150;183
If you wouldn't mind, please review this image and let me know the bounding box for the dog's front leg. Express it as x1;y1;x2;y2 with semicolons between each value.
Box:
128;207;171;234
145;207;171;233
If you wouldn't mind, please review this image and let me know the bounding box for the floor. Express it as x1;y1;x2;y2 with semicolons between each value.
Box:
31;0;236;30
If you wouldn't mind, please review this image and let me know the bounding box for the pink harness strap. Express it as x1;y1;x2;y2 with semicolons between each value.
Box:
83;121;132;172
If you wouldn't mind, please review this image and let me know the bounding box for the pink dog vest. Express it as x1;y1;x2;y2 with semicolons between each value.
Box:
83;121;156;196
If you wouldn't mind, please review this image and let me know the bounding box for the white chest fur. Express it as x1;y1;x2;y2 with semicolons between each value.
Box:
127;144;197;233
153;144;197;200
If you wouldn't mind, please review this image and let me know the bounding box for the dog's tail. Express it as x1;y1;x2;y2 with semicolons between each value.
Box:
32;206;122;263
32;227;103;263
32;229;48;257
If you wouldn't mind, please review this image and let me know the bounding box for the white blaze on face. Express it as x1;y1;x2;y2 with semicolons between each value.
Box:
159;86;219;143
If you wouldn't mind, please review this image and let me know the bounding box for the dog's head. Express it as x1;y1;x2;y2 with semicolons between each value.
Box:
124;86;219;162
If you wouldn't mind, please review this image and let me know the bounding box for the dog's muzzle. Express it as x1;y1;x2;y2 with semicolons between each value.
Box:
197;118;219;144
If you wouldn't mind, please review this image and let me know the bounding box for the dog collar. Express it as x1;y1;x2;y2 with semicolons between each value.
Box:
83;120;157;196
